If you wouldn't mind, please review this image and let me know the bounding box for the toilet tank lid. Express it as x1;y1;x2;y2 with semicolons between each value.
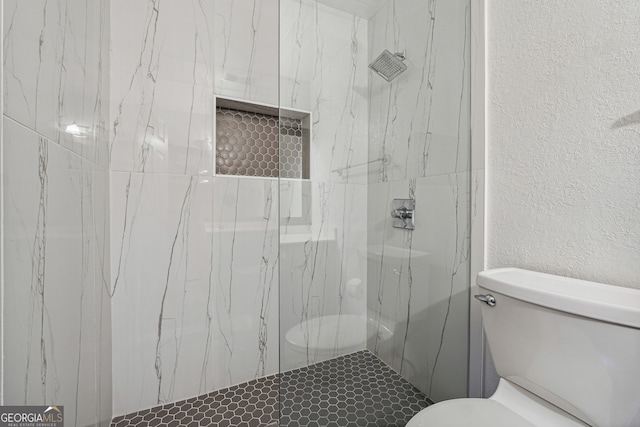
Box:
477;268;640;329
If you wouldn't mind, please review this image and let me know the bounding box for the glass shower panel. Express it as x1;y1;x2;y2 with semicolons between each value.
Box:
366;0;471;403
278;0;470;423
278;0;370;374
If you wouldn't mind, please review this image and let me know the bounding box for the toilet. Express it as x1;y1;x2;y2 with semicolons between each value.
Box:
408;268;640;427
283;311;395;370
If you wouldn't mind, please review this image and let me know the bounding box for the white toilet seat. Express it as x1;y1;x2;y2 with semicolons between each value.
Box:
285;314;367;353
407;380;590;427
407;399;535;427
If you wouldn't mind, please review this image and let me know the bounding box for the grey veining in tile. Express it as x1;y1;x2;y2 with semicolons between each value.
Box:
255;183;278;378
368;0;470;183
3;116;110;425
275;1;371;379
110;172;216;415
2;2;111;424
211;177;279;391
214;0;278;105
280;0;369;185
279;181;367;372
109;0;215;175
366;0;471;403
154;178;196;404
3;0;109;166
367;174;471;402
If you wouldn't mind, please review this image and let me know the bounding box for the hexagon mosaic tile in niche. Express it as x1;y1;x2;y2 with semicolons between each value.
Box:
110;350;431;427
215;107;305;179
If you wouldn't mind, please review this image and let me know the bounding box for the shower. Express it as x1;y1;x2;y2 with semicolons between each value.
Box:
0;0;471;425
369;49;408;81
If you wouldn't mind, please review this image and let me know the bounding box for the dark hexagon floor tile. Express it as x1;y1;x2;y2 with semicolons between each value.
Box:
111;350;429;427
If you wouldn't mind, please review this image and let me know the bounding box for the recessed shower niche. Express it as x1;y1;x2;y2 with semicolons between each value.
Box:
215;97;311;179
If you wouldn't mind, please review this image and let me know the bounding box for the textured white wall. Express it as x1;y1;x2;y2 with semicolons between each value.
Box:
487;0;640;289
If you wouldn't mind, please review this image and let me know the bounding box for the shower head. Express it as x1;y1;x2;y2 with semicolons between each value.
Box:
369;50;407;82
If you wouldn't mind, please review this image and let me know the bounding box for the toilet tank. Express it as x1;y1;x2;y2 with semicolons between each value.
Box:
477;268;640;427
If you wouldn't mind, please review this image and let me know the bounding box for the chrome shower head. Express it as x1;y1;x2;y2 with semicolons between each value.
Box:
369;50;407;82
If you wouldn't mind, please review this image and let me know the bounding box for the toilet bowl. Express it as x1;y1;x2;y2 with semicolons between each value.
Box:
283;312;394;369
409;268;640;427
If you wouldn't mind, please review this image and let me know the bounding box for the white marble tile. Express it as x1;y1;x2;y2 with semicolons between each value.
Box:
110;173;281;415
365;0;472;402
471;0;485;172
109;0;215;175
3;0;109;167
213;0;279;106
2;117;107;425
367;172;470;402
280;0;369;185
279;181;368;371
210;176;280;391
368;0;471;182
110;172;215;415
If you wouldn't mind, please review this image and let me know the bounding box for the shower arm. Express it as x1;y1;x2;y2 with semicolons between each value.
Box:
332;155;391;175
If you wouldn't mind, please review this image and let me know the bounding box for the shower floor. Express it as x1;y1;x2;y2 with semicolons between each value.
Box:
111;350;430;427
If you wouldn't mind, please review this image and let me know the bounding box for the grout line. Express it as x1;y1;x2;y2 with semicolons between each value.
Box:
3;115;106;169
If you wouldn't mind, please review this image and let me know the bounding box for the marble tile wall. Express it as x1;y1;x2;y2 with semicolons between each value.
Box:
110;0;471;414
280;0;369;185
214;0;279;106
2;1;112;425
278;0;370;371
366;0;472;402
3;0;475;421
108;0;283;416
3;0;110;168
368;0;470;183
109;0;216;176
109;171;281;415
367;175;470;402
110;0;370;412
109;0;373;413
279;181;368;371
